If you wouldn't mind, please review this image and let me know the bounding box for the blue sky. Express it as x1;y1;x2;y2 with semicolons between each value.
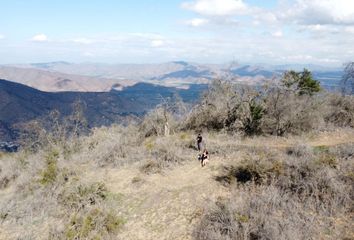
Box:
0;0;353;65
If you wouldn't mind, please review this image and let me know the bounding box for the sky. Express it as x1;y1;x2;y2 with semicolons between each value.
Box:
0;0;354;66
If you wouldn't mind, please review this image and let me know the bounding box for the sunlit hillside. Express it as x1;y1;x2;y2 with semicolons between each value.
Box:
1;77;353;240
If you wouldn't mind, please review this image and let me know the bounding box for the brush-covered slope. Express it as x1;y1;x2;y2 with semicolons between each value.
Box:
0;79;207;141
0;128;353;239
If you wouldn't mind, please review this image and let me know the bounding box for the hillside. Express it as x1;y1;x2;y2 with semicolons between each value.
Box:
0;127;353;239
7;61;343;90
1;77;354;239
0;66;133;92
0;79;207;141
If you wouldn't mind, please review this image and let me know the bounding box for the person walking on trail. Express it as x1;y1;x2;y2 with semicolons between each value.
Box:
196;133;203;151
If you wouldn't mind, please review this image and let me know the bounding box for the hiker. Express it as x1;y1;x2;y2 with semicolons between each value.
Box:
200;149;209;167
196;133;203;151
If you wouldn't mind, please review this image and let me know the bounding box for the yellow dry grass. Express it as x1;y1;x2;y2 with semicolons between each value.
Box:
80;128;354;240
1;128;354;239
84;156;234;240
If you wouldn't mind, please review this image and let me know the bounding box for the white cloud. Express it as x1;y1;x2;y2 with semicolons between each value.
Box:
181;0;247;16
31;34;48;42
253;10;278;24
72;38;96;44
151;39;165;47
0;34;4;40
186;18;209;27
279;0;354;26
82;51;95;57
345;26;354;33
272;30;283;38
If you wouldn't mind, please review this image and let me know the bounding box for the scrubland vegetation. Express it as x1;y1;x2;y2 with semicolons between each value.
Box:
0;70;354;239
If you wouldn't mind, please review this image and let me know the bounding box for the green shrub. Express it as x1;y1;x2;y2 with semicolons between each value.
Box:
39;149;60;185
59;182;107;211
313;145;330;154
282;69;321;96
315;154;337;168
64;208;125;240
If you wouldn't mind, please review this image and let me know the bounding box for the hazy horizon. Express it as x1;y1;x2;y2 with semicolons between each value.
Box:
1;60;346;70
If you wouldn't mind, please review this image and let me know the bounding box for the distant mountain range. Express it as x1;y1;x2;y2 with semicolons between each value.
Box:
0;79;206;142
0;65;136;92
2;61;343;92
0;61;344;143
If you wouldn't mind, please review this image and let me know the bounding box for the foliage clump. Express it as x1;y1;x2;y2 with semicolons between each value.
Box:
64;208;124;240
39;149;60;185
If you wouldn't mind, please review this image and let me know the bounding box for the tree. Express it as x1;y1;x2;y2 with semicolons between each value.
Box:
341;62;354;95
282;69;321;96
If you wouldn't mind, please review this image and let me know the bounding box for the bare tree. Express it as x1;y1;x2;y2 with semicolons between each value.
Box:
341;62;354;95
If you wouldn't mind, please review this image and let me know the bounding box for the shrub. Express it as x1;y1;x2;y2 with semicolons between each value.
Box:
287;144;314;157
183;78;327;136
262;86;324;135
139;106;176;138
64;208;125;240
39;149;60;185
325;94;354;127
59;182;108;211
200;144;353;239
216;151;283;185
140;160;163;174
281;69;321;96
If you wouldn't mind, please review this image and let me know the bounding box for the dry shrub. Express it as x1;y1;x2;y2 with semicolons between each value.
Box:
140;160;163;174
0;155;20;190
0;144;124;239
139;107;172;137
197;143;354;239
59;182;107;211
61;207;124;240
194;186;321;240
325;94;354;127
216;148;283;186
183;79;328;136
16;101;88;153
183;80;264;135
140;136;186;174
51;181;124;240
183;80;236;131
329;143;354;159
262;88;325;135
286;143;314;158
81;125;143;167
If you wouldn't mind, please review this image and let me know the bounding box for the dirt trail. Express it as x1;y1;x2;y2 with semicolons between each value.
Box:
240;129;354;149
88;156;233;240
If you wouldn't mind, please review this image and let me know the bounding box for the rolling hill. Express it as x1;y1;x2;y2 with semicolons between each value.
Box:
0;65;134;92
0;79;207;141
6;61;343;90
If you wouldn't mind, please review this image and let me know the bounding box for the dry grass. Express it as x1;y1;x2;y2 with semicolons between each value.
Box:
195;140;354;240
1;124;354;239
2;81;354;239
0;144;125;239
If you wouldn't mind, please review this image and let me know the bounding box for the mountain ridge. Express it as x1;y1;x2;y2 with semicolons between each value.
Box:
4;61;343;91
0;79;206;142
